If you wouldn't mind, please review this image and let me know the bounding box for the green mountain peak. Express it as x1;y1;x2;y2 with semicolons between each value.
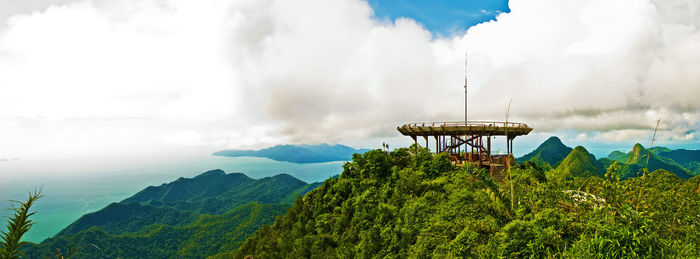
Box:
555;145;604;177
622;143;693;179
517;136;573;169
572;145;588;153
607;150;628;162
626;143;647;164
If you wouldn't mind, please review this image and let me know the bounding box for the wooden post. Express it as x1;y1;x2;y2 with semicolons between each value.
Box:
424;136;429;151
510;138;513;155
465;135;469;162
487;135;491;164
505;137;511;170
457;137;460;158
478;136;483;167
435;136;439;153
470;137;474;162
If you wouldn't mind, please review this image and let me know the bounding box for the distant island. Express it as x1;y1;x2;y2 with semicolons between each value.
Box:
212;143;371;163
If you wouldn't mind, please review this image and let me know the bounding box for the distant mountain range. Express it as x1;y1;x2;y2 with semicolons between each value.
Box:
518;136;699;179
213;143;371;163
24;170;322;258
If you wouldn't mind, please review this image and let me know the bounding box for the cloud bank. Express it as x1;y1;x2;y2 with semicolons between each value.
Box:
0;0;698;159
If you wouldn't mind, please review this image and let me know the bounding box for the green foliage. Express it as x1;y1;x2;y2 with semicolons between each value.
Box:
1;191;42;259
221;147;700;258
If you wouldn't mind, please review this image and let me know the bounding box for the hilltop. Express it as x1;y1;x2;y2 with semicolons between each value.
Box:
554;146;605;178
217;146;700;258
606;150;628;163
213;143;371;163
517;136;573;169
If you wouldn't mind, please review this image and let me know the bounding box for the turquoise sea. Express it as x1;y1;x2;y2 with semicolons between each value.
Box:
0;155;344;243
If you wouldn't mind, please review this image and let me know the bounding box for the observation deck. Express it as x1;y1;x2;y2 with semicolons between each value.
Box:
397;121;532;137
397;120;533;182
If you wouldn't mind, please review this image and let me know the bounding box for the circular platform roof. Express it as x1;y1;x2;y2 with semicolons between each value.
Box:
397;121;533;137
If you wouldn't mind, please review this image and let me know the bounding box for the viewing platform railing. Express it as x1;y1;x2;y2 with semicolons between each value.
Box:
397;120;533;137
399;121;530;129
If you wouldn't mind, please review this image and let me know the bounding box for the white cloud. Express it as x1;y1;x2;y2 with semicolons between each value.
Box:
0;0;698;160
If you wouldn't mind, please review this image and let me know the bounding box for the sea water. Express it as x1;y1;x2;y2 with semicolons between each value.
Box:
0;155;344;243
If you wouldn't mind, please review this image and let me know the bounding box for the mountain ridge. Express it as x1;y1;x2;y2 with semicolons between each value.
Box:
24;170;323;258
625;143;693;179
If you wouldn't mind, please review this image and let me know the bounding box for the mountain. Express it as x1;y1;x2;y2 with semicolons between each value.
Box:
517;136;573;169
649;147;672;154
625;144;693;179
554;146;604;177
122;170;311;214
24;170;322;258
654;149;700;174
56;202;199;236
606;150;628;163
212;143;371;163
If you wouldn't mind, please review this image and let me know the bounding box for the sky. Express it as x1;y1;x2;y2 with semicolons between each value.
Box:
0;0;699;161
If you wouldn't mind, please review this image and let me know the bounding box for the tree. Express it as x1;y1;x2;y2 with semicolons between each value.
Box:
1;190;42;259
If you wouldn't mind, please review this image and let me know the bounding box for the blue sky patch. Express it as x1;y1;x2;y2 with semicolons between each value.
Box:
367;0;510;37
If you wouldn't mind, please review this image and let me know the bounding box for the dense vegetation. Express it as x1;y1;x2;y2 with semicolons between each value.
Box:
22;170;321;258
213;143;370;163
24;203;289;258
224;145;700;258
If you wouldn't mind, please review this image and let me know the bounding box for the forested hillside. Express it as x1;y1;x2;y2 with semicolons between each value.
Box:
222;145;700;258
654;148;700;174
22;170;322;258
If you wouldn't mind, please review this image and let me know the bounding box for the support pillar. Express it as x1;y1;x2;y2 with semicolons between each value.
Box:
424;136;429;151
487;135;491;164
478;136;482;168
435;136;439;153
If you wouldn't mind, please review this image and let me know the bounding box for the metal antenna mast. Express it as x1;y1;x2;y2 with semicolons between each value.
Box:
464;53;468;125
